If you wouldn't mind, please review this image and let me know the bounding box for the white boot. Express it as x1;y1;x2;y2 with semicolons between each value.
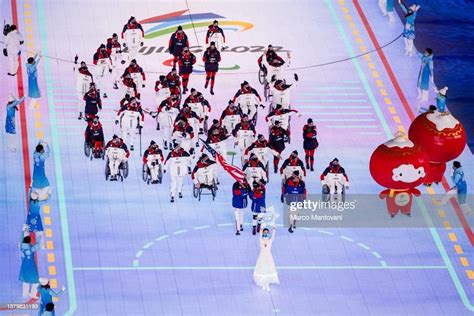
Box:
22;283;30;298
7;134;16;152
388;12;395;22
29;283;38;298
461;203;472;216
36;231;46;250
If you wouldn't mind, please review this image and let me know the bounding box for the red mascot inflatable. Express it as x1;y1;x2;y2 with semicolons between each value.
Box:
370;132;430;217
408;110;466;185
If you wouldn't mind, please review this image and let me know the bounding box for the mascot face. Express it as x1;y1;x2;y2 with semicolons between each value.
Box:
392;164;426;183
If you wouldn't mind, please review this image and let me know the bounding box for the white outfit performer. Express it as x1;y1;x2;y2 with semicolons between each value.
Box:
253;223;279;292
4;25;23;75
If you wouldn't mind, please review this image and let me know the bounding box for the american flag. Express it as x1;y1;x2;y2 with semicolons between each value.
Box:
200;138;246;184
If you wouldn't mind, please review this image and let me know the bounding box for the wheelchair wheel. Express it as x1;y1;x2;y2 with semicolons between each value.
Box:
84;141;91;158
193;185;199;198
157;166;163;184
268;103;274;114
105;162;110;181
142;164;148;182
211;181;217;200
263;82;270;102
122;161;129;179
258;68;266;85
287;120;291;144
321;184;329;202
203;118;208;134
265;162;270;183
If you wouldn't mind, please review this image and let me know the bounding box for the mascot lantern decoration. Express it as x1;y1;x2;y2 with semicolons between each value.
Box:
369;132;430;217
408;110;466;185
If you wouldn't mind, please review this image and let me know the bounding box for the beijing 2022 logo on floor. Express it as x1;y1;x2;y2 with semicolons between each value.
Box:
137;10;288;72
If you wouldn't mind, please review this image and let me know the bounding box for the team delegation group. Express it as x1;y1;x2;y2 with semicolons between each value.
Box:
5;17;351;238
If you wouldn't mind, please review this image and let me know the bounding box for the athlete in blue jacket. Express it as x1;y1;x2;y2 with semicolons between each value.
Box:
249;180;266;235
283;171;306;233
232;180;250;235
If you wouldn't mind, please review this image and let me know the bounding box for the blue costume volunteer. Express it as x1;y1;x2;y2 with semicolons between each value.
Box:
453;166;467;205
27;53;42;100
233;181;249;235
27;198;44;233
417;50;434;91
399;2;420;56
436;161;472;215
32;142;51;200
19;235;40;298
416;48;434;112
416;49;434;108
26;193;46;249
38;278;65;315
5;96;25;151
19;241;40;283
400;2;417;40
435;87;448;113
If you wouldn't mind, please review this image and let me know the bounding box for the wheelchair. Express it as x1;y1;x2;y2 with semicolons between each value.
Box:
193;179;218;201
248;151;270;184
105;158;129;182
322;174;346;202
267;109;292;145
142;162;163;184
84;140;105;161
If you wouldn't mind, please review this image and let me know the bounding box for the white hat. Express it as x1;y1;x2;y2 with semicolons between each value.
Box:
7;95;15;102
30;191;39;200
39;277;49;286
439;86;448;95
